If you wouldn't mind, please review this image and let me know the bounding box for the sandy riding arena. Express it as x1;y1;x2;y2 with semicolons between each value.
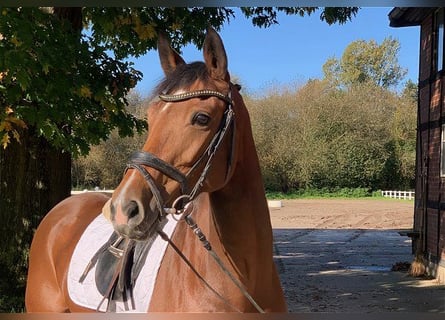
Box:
270;199;445;313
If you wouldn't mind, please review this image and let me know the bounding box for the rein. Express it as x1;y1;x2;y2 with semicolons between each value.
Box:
102;84;265;313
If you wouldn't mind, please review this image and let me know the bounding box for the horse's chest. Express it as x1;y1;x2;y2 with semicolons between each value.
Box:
148;225;241;312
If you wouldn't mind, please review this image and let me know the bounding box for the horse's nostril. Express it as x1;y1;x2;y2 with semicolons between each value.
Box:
127;200;139;219
122;200;145;228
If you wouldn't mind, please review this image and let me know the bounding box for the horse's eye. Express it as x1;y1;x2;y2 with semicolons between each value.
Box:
192;113;211;126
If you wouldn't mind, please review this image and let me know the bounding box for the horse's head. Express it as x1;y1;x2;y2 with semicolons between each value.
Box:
110;28;242;240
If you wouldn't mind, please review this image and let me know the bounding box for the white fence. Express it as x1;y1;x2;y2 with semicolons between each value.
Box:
381;190;415;200
71;188;114;195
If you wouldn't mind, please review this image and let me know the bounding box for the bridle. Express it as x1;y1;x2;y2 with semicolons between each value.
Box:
122;83;265;313
126;84;236;219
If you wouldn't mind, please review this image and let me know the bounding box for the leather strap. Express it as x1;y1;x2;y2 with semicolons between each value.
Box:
129;151;188;194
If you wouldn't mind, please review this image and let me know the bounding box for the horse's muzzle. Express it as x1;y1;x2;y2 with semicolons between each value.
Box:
110;196;160;241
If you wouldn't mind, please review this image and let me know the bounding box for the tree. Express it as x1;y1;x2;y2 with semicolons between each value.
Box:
322;37;407;89
247;78;416;193
319;83;397;189
0;7;360;310
247;85;304;192
72;90;149;190
385;80;417;189
240;7;359;27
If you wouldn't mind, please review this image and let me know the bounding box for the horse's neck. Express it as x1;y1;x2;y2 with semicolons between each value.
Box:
201;136;273;265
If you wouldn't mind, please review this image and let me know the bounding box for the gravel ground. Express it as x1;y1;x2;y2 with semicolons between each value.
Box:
269;199;445;313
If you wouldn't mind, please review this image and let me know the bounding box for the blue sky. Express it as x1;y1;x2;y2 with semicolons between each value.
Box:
131;7;420;97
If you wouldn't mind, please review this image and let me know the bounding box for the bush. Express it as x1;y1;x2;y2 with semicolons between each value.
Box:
247;80;416;193
266;187;376;199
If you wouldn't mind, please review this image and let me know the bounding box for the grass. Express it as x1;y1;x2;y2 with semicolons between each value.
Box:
266;187;393;200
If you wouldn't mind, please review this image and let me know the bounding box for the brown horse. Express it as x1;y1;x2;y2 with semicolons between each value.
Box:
25;28;287;313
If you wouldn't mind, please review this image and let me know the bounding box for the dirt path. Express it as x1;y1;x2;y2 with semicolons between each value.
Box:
269;198;414;229
269;199;445;313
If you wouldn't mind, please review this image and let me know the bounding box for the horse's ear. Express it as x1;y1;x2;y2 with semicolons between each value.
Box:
157;31;186;75
203;27;229;81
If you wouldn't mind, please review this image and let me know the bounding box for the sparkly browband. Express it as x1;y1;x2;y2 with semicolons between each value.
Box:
159;90;232;105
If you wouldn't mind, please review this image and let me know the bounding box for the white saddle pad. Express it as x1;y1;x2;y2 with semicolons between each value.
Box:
67;213;179;312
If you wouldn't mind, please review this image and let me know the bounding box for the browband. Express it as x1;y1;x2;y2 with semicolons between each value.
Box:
159;90;233;105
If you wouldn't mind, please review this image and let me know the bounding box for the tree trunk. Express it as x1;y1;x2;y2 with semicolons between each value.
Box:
0;127;71;311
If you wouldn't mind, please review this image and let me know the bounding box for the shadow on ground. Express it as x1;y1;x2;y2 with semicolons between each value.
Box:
273;228;445;313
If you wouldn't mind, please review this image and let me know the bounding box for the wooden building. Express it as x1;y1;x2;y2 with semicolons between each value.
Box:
389;7;445;283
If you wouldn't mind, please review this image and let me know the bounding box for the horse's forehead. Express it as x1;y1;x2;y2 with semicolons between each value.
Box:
188;78;227;92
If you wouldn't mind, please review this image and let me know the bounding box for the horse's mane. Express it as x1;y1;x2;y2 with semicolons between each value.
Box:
152;62;210;98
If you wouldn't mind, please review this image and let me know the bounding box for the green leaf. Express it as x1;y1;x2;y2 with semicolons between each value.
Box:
15;70;30;91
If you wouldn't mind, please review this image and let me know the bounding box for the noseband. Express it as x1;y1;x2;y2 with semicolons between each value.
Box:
125;85;235;218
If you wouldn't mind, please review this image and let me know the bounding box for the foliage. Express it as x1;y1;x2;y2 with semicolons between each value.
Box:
0;261;25;312
0;8;145;156
245;37;416;193
84;7;234;56
0;7;360;156
386;81;417;189
266;187;379;199
322;37;407;89
247;79;416;193
72;91;148;189
72;130;145;189
240;7;359;27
